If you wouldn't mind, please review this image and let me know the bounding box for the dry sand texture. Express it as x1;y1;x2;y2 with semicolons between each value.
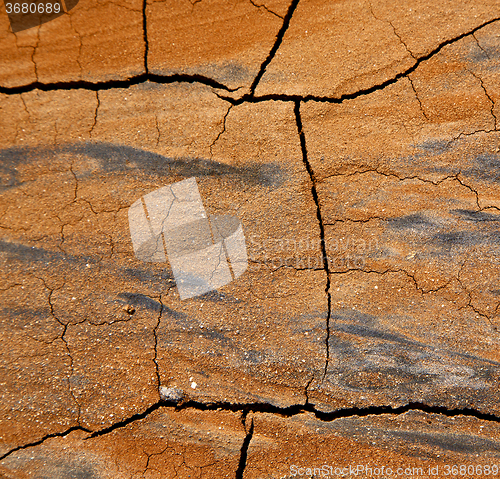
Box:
1;0;500;477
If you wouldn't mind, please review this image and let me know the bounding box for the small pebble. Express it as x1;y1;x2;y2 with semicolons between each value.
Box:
159;386;184;402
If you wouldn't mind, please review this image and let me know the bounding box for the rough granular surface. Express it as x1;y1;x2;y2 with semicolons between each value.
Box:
1;1;500;478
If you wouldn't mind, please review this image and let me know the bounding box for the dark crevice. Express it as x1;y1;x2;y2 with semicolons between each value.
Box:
3;399;499;461
235;412;254;479
223;16;500;105
149;399;500;424
84;400;500;437
294;101;332;381
248;0;299;95
304;377;314;405
0;426;91;461
0;73;240;95
0;15;498;106
87;402;163;439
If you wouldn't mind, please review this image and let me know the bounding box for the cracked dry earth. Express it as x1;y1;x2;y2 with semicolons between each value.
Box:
2;0;500;477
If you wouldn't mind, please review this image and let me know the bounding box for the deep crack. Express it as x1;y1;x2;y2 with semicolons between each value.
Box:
248;0;300;95
222;16;500;105
0;73;240;95
3;399;499;462
1;15;499;114
235;412;254;479
0;426;92;462
294;101;332;381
